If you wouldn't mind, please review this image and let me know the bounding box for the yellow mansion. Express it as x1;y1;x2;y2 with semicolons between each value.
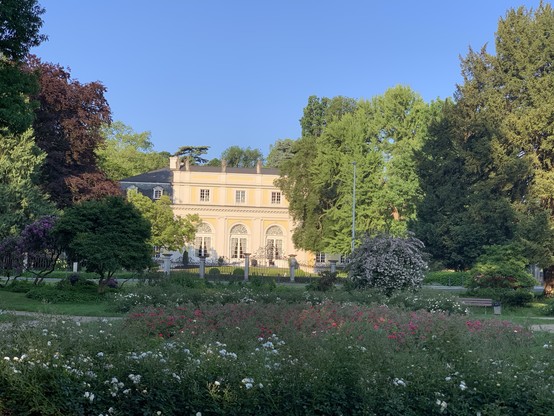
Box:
120;157;311;266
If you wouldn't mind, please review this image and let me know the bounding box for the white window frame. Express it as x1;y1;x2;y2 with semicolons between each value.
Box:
235;190;246;204
199;188;210;202
153;187;163;200
315;252;326;264
271;191;281;205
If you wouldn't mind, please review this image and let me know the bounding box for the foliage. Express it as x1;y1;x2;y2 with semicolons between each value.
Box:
348;233;428;295
0;0;46;61
0;300;551;415
54;196;153;282
306;271;337;292
232;267;245;276
279;88;436;253
220;145;264;168
25;281;105;303
97;121;169;180
0;0;46;134
266;138;294;169
415;4;554;272
0;236;23;277
389;291;467;315
276;95;357;251
423;270;471;286
19;215;62;283
0;129;55;239
27;57;121;208
127;191;200;251
173;145;209;165
208;267;221;275
467;244;538;289
464;288;535;307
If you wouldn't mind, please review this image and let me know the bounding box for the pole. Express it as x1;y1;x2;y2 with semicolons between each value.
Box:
352;161;356;253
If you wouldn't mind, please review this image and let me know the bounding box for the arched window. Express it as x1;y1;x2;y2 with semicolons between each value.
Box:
195;223;213;257
265;225;284;261
230;224;248;259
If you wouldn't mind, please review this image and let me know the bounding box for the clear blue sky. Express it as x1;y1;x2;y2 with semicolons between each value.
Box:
32;0;543;161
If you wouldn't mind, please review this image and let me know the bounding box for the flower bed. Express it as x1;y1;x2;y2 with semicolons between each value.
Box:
0;300;552;415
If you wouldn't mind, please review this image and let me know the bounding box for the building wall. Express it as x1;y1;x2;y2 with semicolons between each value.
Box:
169;157;311;266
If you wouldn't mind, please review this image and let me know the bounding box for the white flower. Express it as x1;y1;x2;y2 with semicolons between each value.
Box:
245;383;253;389
97;352;104;358
459;381;467;391
392;378;406;387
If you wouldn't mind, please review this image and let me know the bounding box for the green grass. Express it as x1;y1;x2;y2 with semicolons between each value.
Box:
0;291;122;317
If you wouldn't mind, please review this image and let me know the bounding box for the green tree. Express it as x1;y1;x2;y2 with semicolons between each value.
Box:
173;145;210;165
277;95;357;252
415;3;554;273
266;138;294;169
279;88;434;254
97;121;169;180
221;146;263;168
0;129;55;238
127;191;200;252
54;196;153;283
0;0;46;134
0;0;47;61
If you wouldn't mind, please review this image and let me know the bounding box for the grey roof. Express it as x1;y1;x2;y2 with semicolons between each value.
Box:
187;166;281;175
120;168;172;184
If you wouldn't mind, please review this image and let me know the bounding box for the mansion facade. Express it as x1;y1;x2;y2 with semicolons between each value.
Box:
120;157;312;267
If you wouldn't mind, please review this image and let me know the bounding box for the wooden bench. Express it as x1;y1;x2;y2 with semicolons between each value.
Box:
458;298;494;307
458;298;499;314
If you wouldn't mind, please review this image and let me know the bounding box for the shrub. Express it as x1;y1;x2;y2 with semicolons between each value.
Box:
26;284;104;303
307;271;337;292
348;233;427;295
208;267;221;276
464;288;535;307
232;267;244;276
2;280;34;293
389;291;467;315
424;271;470;286
467;244;538;289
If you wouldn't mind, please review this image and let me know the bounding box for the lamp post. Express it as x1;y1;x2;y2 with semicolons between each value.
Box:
351;161;356;254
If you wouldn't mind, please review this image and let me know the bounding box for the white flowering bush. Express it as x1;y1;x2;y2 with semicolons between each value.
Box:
348;234;428;295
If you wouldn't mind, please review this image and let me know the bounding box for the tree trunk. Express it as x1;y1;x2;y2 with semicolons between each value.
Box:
543;266;554;296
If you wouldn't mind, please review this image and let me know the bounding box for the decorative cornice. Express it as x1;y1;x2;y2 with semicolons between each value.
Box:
172;204;288;215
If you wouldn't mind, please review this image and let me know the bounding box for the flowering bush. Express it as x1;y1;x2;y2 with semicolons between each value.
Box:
348;234;428;295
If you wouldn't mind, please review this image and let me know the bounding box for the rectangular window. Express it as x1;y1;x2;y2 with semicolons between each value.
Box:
315;252;326;263
231;237;247;259
271;191;281;204
235;190;246;204
153;188;163;200
200;189;210;202
195;236;211;257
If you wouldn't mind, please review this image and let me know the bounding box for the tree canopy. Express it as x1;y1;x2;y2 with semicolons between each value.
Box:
97;121;169;180
0;129;55;239
266;138;294;169
279;88;435;254
54;196;153;281
28;57;121;207
221;146;264;168
173;146;210;165
414;3;554;273
127;191;200;252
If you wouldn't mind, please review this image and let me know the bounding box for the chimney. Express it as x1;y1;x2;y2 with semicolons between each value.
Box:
256;159;262;174
169;156;179;171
